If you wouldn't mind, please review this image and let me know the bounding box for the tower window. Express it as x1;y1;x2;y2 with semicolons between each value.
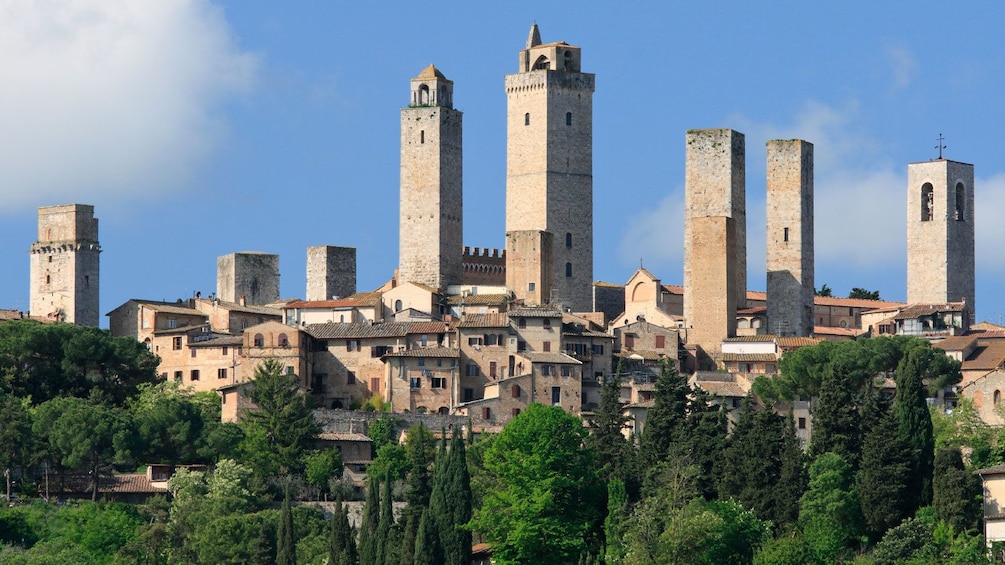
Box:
921;183;934;222
783;227;789;242
48;256;52;263
45;275;50;285
420;130;424;144
955;182;965;221
566;112;572;126
565;263;573;278
565;232;572;247
528;282;536;292
524;113;530;126
418;84;430;105
84;275;89;287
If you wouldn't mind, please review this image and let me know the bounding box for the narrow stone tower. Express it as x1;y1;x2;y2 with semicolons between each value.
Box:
505;23;595;311
907;158;975;319
399;64;463;291
506;230;554;306
766;139;814;336
306;246;356;301
683;129;746;361
217;252;280;305
29;204;100;326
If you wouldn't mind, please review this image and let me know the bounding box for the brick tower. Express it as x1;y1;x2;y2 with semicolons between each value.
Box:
29;204;101;326
683;129;746;362
766;139;814;336
907;158;975;319
399;64;463;291
505;23;595;311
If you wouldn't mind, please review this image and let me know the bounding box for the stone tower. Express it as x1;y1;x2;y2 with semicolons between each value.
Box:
399;64;463;291
306;246;356;301
29;204;100;326
766;139;814;336
683;129;746;361
217;252;280;305
907;158;975;319
506;230;554;306
505;23;595;311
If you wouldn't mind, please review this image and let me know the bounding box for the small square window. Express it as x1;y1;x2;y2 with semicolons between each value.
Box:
218;368;227;379
190;370;200;381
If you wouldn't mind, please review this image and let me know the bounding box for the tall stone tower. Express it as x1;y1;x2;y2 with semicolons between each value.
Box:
505;23;595;311
766;139;814;336
399;64;463;291
217;252;280;305
506;230;554;306
683;129;746;362
907;158;975;319
29;204;100;326
306;246;356;301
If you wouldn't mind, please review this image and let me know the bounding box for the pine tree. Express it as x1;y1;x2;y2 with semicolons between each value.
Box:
933;447;981;533
684;386;728;501
375;472;394;565
442;427;472;565
329;493;357;565
857;404;912;539
358;476;380;565
277;490;296;565
638;360;689;468
894;347;935;509
719;399;785;523
603;478;628;565
587;368;630;484
808;365;862;466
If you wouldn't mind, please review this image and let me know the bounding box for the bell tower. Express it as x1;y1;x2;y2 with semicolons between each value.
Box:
399;65;463;290
505;24;595;311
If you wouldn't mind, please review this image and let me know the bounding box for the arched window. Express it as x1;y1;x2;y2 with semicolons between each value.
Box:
565;232;572;247
996;390;1002;406
533;55;549;70
253;333;264;347
395;299;403;312
752;318;763;329
563;50;573;70
921;183;934;221
437;406;449;415
512;384;521;398
278;333;289;347
566;112;572;126
738;319;749;329
524;113;530;126
565;262;573;278
418;84;430;105
955;182;966;221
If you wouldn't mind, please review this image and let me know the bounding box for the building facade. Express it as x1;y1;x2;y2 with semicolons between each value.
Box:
29;204;100;326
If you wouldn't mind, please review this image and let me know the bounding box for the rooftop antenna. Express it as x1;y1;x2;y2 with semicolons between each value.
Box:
935;133;947;160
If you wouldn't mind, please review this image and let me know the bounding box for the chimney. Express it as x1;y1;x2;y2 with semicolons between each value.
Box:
240;295;246;307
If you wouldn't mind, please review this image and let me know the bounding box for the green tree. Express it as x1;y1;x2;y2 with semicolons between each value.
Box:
305;449;342;501
329;493;358;565
240;358;319;476
895;346;937;510
603;478;628;565
815;284;832;297
401;424;434;565
425;433;449;565
0;394;34;483
358;476;380;565
413;510;436;565
638;360;689;469
848;288;881;300
441;427;472;565
798;453;863;563
808;365;862;464
367;443;410;483
375;473;394;565
277;491;296;565
587;370;631;485
470;403;603;565
933;447;981;533
683;386;728;501
775;412;808;530
130;381;209;467
857;401;913;539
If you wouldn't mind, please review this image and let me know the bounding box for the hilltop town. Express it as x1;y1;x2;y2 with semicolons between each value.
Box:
4;23;1005;563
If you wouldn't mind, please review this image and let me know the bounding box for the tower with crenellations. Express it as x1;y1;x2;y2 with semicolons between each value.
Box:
505;23;595;311
29;204;101;326
766;139;814;336
907;158;975;320
399;64;463;291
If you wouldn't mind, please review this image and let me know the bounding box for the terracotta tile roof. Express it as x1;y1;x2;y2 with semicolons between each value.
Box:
416;63;448;80
625;399;655;409
563;329;613;339
722;353;778;363
662;285;684;295
976;465;1005;476
404;322;449;334
508;307;563;318
973;321;1005;331
317;432;372;442
895;302;966;320
777;336;823;348
976;331;1005;341
963;344;1005;371
199;299;282;316
128;300;205;317
593;281;624;288
519;351;582;364
56;473;164;494
934;335;979;351
696;380;747;397
306;322;408;340
723;335;778;343
153;323;211;336
738;306;767;315
446;293;509;306
813;326;865;337
616;349;664;361
814;296;905;309
457;313;511;328
285;293;381;310
382;346;459;358
188;335;245;348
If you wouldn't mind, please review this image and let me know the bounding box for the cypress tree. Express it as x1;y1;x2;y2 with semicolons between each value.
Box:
775;412;808;530
277;490;296;565
638;359;689;468
587;368;631;483
413;509;436;565
894;347;935;508
808;365;862;466
933;447;981;533
401;424;433;565
603;478;628;565
442;427;472;565
329;493;357;565
857;405;913;539
375;472;394;565
684;386;728;501
424;433;448;564
358;476;380;565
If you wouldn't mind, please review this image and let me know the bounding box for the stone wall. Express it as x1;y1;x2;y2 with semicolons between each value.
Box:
766;139;814;336
506;230;553;306
29;204;100;326
216;252;280;306
461;247;506;286
306;246;356;301
684;216;736;363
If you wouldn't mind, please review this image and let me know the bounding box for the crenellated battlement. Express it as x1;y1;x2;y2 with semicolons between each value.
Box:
462;246;506;286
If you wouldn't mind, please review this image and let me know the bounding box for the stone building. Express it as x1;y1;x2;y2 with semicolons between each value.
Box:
505;24;595;312
306;245;356;301
506;230;554;306
29;204;100;326
399;64;463;291
384;347;459;414
906;158;975;321
683;129;746;364
217;252;280;306
765;139;814;336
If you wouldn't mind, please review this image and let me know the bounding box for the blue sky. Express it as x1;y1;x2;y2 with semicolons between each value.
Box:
2;1;1004;326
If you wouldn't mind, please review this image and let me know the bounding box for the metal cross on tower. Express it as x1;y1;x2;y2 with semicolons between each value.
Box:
936;133;947;159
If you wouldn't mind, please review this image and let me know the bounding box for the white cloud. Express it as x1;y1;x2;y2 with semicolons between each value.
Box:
885;46;918;90
0;0;256;211
618;190;685;271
